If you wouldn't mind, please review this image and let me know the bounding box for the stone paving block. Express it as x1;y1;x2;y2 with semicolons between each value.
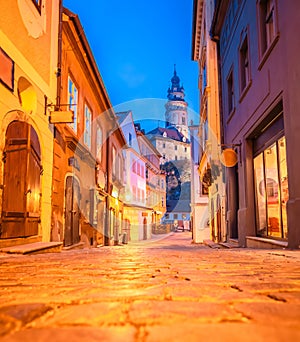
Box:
128;300;249;325
1;326;136;342
0;303;52;337
36;302;127;327
146;322;300;342
233;302;300;324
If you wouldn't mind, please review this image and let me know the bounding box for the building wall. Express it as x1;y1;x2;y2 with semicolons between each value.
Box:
155;137;190;163
0;0;60;244
192;0;224;243
212;0;300;248
189;125;210;242
51;8;115;247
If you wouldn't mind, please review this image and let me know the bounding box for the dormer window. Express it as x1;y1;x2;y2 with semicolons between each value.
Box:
163;132;167;138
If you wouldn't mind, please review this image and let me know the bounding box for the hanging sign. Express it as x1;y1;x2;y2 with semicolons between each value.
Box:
220;148;238;167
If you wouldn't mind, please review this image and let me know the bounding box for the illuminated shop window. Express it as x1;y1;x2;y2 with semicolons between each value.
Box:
253;136;288;239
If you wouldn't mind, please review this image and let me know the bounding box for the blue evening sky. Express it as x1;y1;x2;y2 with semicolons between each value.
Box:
63;0;199;131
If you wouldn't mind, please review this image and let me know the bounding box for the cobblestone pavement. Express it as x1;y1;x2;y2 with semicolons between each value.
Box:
0;232;300;342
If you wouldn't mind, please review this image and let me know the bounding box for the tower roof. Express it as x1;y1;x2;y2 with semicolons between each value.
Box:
167;64;185;101
171;65;180;87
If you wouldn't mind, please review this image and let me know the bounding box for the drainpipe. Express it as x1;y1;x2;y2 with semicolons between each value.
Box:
56;0;63;110
104;130;111;246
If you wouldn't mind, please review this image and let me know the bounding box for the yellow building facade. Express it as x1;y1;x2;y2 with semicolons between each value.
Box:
0;0;60;246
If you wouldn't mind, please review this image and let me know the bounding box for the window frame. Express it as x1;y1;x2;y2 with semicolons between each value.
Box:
226;67;235;118
31;0;42;13
257;0;279;69
238;31;252;101
84;103;92;149
96;124;103;162
67;75;78;134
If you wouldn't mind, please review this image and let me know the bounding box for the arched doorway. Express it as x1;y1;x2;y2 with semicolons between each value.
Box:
1;121;42;238
64;176;80;246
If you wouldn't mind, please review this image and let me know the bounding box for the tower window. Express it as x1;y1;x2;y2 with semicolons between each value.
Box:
182;117;186;124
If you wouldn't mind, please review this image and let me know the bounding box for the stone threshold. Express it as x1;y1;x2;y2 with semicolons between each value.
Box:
203;239;225;249
246;236;288;249
63;242;85;250
0;242;63;255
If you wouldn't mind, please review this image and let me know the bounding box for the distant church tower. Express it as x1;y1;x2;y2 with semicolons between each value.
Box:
165;65;189;138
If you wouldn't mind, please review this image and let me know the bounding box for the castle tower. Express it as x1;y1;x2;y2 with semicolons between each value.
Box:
165;65;189;138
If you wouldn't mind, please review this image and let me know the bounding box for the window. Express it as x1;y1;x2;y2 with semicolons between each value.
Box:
129;133;132;146
254;137;288;239
68;76;78;133
117;154;123;182
184;147;187;153
174;214;178;219
96;125;103;161
175;145;177;151
31;0;41;12
182;117;186;124
0;48;14;91
141;165;144;178
112;146;116;177
202;62;207;94
163;143;166;148
258;0;277;56
132;160;136;173
84;104;92;148
239;35;250;92
227;69;234;114
137;163;141;176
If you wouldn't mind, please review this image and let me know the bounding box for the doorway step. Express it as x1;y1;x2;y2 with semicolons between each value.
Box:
203;239;225;249
0;242;63;255
219;238;239;248
246;236;288;249
63;242;85;250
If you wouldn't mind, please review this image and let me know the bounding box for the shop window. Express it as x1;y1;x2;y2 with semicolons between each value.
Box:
253;136;288;239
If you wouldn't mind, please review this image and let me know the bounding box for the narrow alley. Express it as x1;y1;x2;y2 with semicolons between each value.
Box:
0;232;299;341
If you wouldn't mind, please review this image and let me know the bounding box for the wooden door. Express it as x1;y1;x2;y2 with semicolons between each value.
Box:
143;218;147;240
64;176;80;246
1;122;41;238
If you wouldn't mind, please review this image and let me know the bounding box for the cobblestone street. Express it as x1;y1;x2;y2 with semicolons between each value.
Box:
0;232;300;341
